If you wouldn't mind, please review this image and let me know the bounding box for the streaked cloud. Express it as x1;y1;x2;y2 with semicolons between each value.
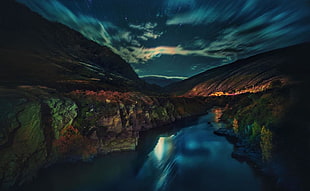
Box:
166;7;220;25
129;22;163;41
123;45;238;64
17;0;114;46
17;0;162;63
129;22;157;30
18;0;310;78
165;0;197;13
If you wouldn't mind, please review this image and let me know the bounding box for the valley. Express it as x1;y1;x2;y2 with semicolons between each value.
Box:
1;1;309;191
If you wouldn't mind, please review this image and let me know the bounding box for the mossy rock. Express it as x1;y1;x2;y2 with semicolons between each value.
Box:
44;98;78;139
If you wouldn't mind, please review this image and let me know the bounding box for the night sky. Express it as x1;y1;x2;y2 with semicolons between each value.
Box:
18;0;310;79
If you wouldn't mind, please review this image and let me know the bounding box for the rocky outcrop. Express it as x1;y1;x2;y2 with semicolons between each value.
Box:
68;90;208;154
0;87;209;189
0;87;78;189
214;128;263;169
44;98;78;139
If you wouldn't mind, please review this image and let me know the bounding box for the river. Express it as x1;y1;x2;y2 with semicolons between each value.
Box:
20;111;269;191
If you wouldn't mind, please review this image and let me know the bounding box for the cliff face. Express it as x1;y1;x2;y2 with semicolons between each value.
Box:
65;90;208;154
0;87;78;188
165;43;310;97
0;87;208;189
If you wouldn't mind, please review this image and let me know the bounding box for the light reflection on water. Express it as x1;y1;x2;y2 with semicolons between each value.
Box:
211;107;225;129
153;136;174;162
135;113;263;191
213;107;223;123
21;112;265;191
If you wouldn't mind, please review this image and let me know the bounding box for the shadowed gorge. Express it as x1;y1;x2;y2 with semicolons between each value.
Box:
1;0;310;191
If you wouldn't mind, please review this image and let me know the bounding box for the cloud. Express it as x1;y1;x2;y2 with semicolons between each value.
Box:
120;45;236;64
129;22;157;30
166;1;248;26
18;0;167;63
191;65;198;70
166;7;220;25
166;0;196;8
165;1;310;65
129;22;163;41
18;0;310;72
203;8;308;60
18;0;115;46
18;0;150;63
165;0;299;26
140;31;162;40
165;0;196;14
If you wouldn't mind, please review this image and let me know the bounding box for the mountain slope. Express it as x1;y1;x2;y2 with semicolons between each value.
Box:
0;0;144;92
141;76;183;87
165;43;310;96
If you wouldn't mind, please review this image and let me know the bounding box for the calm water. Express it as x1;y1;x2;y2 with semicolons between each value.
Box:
20;112;267;191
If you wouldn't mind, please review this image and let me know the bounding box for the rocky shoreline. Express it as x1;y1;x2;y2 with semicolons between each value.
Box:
214;128;264;169
214;127;288;191
0;87;213;190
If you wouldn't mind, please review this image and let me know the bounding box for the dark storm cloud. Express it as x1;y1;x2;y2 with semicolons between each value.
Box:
18;0;310;78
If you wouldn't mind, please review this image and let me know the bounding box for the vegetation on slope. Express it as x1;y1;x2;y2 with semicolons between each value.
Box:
216;84;310;190
221;87;290;158
165;43;309;97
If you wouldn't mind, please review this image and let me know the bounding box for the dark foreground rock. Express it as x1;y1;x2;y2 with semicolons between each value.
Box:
0;86;210;189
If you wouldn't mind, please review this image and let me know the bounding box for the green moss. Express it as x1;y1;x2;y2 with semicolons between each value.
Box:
221;88;291;161
150;106;169;121
250;121;261;142
0;102;47;187
45;98;78;139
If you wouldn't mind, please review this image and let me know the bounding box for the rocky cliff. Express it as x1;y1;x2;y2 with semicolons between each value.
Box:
0;87;78;188
0;86;210;189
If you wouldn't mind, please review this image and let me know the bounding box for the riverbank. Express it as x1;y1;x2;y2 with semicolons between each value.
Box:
18;113;267;191
212;86;308;191
0;86;214;190
214;128;263;169
1;86;305;190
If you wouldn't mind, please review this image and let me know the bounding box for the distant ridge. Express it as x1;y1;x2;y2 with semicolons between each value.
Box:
165;42;310;96
141;76;183;87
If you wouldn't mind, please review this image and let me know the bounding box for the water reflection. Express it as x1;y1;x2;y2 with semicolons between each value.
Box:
21;113;265;191
211;107;225;129
136;114;263;191
213;107;223;123
153;136;174;162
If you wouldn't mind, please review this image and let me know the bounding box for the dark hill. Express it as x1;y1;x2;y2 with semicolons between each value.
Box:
165;43;310;96
141;76;183;87
0;0;145;92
